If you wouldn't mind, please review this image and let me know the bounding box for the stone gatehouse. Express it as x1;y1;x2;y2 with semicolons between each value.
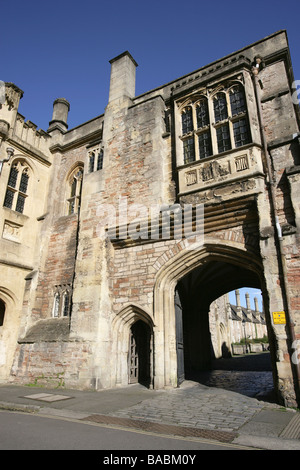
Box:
0;30;300;408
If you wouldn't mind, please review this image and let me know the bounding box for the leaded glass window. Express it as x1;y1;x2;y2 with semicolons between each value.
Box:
97;150;104;170
16;194;25;213
88;148;104;172
230;85;247;116
89;152;95;173
70;178;77;198
179;82;251;165
3;161;30;214
52;293;60;317
62;291;70;317
52;287;72;318
67;167;83;215
183;137;195;164
19;170;29;193
8;166;18;188
216;124;231;153
3;189;14;209
196;99;209;128
214;93;228;122
198;131;212;159
233;118;250;147
182;107;193;134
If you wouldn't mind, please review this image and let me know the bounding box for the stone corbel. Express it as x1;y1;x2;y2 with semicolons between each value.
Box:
0;119;10;140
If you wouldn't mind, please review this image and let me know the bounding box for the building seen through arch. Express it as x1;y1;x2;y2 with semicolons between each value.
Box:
0;31;300;408
209;289;268;360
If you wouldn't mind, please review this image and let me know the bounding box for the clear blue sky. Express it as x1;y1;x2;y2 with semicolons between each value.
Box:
2;0;298;311
2;0;299;131
228;288;263;312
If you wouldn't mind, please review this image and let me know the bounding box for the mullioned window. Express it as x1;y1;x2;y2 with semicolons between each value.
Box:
180;83;251;165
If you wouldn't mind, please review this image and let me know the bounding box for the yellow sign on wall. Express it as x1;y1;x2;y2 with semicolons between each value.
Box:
273;311;286;325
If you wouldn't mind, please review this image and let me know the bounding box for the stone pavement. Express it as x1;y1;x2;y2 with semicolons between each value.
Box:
0;378;300;450
107;380;274;432
0;353;299;450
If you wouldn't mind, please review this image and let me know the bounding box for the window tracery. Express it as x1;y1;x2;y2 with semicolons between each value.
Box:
67;166;83;215
179;82;251;165
52;285;72;318
3;161;30;214
88;147;104;173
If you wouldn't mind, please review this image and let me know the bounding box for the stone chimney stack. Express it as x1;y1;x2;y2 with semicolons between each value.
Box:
246;292;251;311
48;98;70;132
235;289;241;307
235;289;242;316
108;51;138;104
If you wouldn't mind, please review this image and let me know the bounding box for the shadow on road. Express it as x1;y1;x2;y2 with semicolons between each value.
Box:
185;352;277;403
211;352;272;371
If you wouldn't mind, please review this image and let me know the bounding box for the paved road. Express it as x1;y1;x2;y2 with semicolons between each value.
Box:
109;380;272;432
1;352;299;451
0;410;252;451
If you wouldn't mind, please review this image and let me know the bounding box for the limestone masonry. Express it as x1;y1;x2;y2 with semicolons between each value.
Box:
0;31;300;408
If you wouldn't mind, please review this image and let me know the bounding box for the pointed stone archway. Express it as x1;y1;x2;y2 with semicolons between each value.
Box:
0;287;18;381
153;240;273;391
112;304;154;388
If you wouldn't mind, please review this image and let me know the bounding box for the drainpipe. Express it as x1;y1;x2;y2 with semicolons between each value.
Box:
252;58;300;402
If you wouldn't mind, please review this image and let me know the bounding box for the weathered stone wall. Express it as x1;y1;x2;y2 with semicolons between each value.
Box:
10;340;94;389
4;31;300;406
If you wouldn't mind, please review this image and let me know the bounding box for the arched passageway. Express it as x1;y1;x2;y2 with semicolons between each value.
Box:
176;258;264;375
174;258;276;400
153;242;278;402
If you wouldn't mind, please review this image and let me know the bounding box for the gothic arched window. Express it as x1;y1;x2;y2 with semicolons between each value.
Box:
52;286;72;318
88;148;104;173
196;99;209;128
52;293;60;318
181;107;193;134
62;291;70;317
89;152;95;173
196;98;212;159
97;149;104;171
213;93;228;122
229;85;247;116
3;161;30;214
178;82;251;165
67;166;83;215
229;85;250;147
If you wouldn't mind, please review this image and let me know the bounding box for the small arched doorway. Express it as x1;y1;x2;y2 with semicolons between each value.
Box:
112;304;154;388
129;320;151;387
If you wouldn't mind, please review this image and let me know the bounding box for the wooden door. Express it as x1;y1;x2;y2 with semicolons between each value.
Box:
128;321;151;385
175;288;185;385
129;328;139;383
